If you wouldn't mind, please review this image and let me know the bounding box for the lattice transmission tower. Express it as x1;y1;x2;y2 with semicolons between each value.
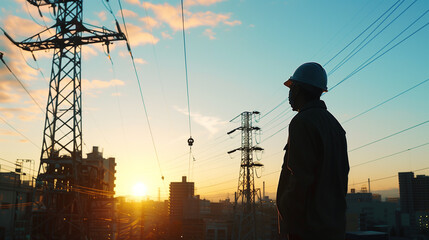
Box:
228;111;263;240
4;0;125;239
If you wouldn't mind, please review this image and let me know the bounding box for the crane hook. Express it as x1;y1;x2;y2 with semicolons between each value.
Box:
187;137;194;147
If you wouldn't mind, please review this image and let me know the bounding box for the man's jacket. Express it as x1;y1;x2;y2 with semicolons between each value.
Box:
276;100;349;240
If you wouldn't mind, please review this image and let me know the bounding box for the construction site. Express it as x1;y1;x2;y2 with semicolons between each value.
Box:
1;0;429;239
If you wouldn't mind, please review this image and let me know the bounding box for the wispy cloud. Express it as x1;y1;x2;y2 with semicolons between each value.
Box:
117;9;138;18
134;58;147;64
142;2;240;31
140;16;160;30
82;45;99;60
0;15;54;85
126;23;159;46
186;0;225;6
0;129;18;136
98;11;107;21
14;0;53;24
82;79;125;98
0;82;22;103
161;31;173;39
0;105;43;122
224;20;241;26
125;0;141;5
82;79;125;90
203;29;216;40
174;106;228;135
3;15;46;39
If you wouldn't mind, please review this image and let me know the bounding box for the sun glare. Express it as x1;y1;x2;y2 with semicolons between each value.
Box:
132;182;148;197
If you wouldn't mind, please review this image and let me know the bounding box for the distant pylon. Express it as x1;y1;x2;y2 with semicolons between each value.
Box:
228;111;263;240
4;0;125;239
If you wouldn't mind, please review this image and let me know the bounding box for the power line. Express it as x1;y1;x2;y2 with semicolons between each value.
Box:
256;3;426;141
141;3;175;143
328;0;414;76
180;0;193;138
262;111;294;135
0;53;44;112
1;50;87;153
260;124;289;144
259;98;287;120
199;139;429;197
0;157;37;173
199;170;278;196
350;166;429;187
258;16;429;143
342;77;429;124
260;107;291;129
351;141;429;168
180;0;195;180
323;0;402;67
329;9;429;91
0;115;40;149
349;120;429;152
261;77;429;145
24;0;53;35
117;0;165;182
312;0;376;61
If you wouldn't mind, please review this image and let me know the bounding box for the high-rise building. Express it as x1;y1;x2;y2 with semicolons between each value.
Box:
399;172;429;212
85;146;116;193
169;176;195;220
399;172;415;213
169;176;198;239
83;146;117;239
398;172;429;232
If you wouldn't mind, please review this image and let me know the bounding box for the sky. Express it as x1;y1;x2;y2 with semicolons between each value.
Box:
0;0;428;201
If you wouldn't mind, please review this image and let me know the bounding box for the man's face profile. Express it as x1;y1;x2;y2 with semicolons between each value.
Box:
288;82;299;111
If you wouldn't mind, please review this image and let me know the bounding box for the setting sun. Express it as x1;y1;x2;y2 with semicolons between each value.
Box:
132;182;148;197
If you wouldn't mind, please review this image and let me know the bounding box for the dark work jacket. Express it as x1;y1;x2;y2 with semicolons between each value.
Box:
276;100;349;240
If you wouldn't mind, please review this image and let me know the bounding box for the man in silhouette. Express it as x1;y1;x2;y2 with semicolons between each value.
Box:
276;62;349;240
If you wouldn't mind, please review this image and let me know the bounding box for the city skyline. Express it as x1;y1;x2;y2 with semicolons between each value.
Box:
0;0;429;201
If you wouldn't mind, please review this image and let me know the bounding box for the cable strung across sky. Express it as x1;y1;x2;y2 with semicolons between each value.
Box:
117;0;165;182
1;0;428;200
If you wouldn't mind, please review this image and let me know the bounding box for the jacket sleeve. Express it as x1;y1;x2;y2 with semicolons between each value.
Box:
281;117;319;226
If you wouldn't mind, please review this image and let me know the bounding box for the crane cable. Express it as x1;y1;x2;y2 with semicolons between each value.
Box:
180;0;195;180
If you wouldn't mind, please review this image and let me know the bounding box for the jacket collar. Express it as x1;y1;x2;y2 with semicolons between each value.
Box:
299;100;327;112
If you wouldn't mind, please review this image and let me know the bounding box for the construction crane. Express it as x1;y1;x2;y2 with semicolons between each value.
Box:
228;111;263;240
3;0;125;239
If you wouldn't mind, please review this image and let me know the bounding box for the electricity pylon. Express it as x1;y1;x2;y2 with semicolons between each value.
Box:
4;1;125;239
228;111;263;240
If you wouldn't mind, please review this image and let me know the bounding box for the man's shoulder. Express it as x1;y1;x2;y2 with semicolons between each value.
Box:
292;107;328;123
289;110;316;130
292;107;344;132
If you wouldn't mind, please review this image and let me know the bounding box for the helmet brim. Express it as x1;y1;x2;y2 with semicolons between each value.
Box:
284;78;328;92
284;78;293;88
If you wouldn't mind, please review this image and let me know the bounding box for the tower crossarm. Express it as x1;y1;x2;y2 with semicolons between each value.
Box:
3;22;126;52
27;0;77;7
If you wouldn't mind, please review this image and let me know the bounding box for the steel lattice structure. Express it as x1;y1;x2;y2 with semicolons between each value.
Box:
228;111;263;240
5;0;125;239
